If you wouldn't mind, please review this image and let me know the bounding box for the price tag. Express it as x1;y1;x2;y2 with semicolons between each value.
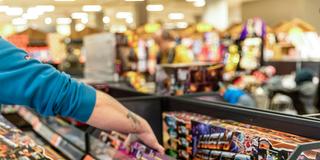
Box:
33;122;42;132
50;134;62;147
83;155;95;160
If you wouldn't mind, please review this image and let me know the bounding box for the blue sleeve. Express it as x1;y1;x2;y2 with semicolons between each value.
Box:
0;38;96;122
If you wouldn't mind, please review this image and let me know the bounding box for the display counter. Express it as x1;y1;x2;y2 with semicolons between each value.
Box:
0;113;63;159
117;96;320;159
2;95;320;159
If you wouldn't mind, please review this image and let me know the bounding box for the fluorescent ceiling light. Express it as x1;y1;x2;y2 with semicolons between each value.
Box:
22;13;39;20
36;5;55;12
0;5;9;12
71;12;88;19
103;16;110;24
116;12;133;19
26;7;44;16
146;4;164;12
168;13;184;20
6;7;23;16
82;5;102;12
193;0;206;7
45;17;52;24
81;17;88;24
126;17;133;24
56;17;72;25
12;18;27;25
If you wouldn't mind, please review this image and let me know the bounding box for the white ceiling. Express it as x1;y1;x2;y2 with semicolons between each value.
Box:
0;0;259;30
0;0;203;24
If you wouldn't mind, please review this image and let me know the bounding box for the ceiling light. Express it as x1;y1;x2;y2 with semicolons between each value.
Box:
193;0;206;7
45;17;52;24
6;7;23;16
103;16;110;24
56;17;72;25
22;13;39;20
0;5;9;12
168;13;184;20
26;7;44;16
126;17;133;24
36;5;55;12
81;17;88;24
146;4;164;12
186;0;197;2
71;12;88;19
116;12;133;19
75;23;85;32
82;5;102;12
12;18;27;25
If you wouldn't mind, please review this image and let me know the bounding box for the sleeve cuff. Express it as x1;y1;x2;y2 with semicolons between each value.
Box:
73;83;96;122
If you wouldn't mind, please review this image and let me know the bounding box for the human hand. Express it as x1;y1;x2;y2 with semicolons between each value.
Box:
136;119;164;154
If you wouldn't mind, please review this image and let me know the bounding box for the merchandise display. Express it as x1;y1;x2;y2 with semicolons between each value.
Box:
17;107;86;160
0;114;53;159
163;112;319;160
266;19;320;61
1;0;320;159
88;128;173;160
238;18;265;71
156;63;223;95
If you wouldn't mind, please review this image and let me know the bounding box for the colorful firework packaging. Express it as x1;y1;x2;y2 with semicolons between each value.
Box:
90;129;172;160
163;112;211;159
129;142;174;160
162;112;319;160
0;115;52;160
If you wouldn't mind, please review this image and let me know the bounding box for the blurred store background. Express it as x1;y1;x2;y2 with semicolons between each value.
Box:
2;1;320;160
1;0;320;116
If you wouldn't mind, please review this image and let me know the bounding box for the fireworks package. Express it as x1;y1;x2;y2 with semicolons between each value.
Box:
90;129;173;160
0;115;53;159
163;112;319;160
163;112;211;159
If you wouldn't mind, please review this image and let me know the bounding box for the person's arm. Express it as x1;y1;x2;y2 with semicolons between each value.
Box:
0;38;163;153
87;91;164;153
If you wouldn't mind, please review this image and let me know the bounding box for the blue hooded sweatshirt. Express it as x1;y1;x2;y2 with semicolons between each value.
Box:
0;38;96;122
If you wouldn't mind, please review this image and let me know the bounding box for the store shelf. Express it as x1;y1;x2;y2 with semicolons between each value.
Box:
18;107;85;160
117;96;320;142
43;117;86;151
0;113;55;159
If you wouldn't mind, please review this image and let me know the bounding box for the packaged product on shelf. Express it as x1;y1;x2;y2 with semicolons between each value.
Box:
130;141;174;160
90;129;172;160
163;112;211;159
163;111;319;160
156;63;223;95
0;115;53;160
191;120;292;160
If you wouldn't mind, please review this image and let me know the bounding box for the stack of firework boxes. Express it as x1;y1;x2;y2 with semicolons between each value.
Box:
163;112;317;160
